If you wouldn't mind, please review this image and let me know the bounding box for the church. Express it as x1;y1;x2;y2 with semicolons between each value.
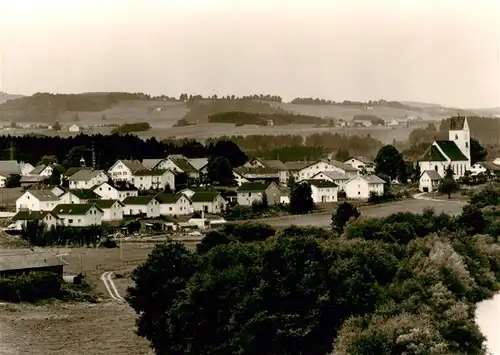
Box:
419;116;471;185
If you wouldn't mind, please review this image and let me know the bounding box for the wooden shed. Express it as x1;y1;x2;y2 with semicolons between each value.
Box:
0;252;67;277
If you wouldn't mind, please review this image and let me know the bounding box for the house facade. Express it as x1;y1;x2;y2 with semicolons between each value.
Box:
304;180;338;203
236;182;281;206
52;203;103;227
470;162;500;177
29;164;53;178
419;170;442;193
88;199;124;221
161;158;200;179
156;193;192;216
343;156;375;173
191;192;227;214
59;189;100;204
68;169;108;189
92;182;138;201
122;196;160;217
108;160;144;183
296;160;359;182
310;171;350;191
11;211;60;230
131;169;175;190
345;175;386;199
16;189;60;212
19;162;35;176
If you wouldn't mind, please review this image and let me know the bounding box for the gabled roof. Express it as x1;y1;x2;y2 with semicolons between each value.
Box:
234;166;279;175
142;158;164;169
12;210;59;221
68;169;105;181
435;141;468;161
312;171;350;181
304;179;338;188
421;170;442;181
0;252;67;272
133;169;171;176
345;156;374;165
88;199;124;208
171;158;197;173
421;145;447;162
301;159;358;172
66;189;100;200
0;160;21;175
155;193;187;204
188;158;209;171
65;167;92;177
25;188;59;201
238;182;273;192
20;175;45;184
95;181;138;192
350;175;386;184
115;159;144;172
259;159;288;170
282;161;313;171
52;203;103;215
29;165;49;175
122;195;157;205
190;192;221;202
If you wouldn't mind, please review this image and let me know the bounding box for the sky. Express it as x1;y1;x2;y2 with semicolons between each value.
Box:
0;0;499;108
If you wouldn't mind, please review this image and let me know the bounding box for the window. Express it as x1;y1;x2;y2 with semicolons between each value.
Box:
455;134;458;140
78;219;81;223
465;142;468;148
169;207;173;211
68;219;74;223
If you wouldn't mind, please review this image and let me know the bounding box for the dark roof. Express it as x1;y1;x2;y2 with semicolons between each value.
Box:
12;210;57;221
421;145;447;162
435;141;468;161
122;195;156;205
88;199;124;208
172;158;197;173
133;169;171;176
67;189;99;200
181;187;218;193
449;116;466;130
102;181;138;191
0;252;67;272
155;193;186;203
190;192;221;202
238;182;272;192
52;203;103;215
304;179;338;188
422;170;442;181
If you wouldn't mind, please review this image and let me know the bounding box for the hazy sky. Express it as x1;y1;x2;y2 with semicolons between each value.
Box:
0;0;499;108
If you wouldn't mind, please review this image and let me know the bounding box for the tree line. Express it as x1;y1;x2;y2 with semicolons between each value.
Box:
126;184;500;354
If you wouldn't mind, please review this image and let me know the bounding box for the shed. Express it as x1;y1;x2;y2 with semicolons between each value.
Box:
0;252;67;277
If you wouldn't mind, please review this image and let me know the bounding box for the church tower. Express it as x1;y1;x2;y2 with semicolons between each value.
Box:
448;114;471;163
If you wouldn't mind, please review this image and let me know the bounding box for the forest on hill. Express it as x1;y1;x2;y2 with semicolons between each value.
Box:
207;111;325;126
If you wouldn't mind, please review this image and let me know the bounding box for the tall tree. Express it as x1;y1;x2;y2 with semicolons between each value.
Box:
206;156;235;186
470;138;487;165
47;167;61;186
331;202;361;233
439;166;459;198
374;145;405;182
290;182;314;214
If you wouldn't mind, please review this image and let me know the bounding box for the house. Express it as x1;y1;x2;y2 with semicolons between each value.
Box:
28;164;53;178
345;175;386;199
69;124;80;132
87;199;124;221
92;181;138;201
141;158;166;170
310;171;350;190
0;160;21;177
16;188;60;212
11;210;60;230
493;158;500;166
296;159;359;182
0;252;67;277
244;158;288;171
59;189;100;204
279;186;291;204
19;175;47;187
155;193;192;216
278;161;312;185
470;162;500;177
0;173;8;188
237;181;281;206
419;116;471;179
52;203;103;227
419;170;442;193
343;156;375;173
122;196;160;218
131;169;175;191
19;162;35;176
190;192;227;214
68;169;108;189
187;158;209;174
233;170;250;186
304;179;338;203
50;185;66;197
108;159;145;183
161;157;200;179
233;167;279;182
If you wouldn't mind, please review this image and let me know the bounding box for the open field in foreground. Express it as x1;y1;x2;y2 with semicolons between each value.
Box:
260;198;467;228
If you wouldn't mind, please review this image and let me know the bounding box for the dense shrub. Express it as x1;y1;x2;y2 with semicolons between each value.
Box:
0;271;62;302
111;122;151;134
20;222;103;247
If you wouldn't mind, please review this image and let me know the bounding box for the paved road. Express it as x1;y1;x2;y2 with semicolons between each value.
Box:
262;198;467;228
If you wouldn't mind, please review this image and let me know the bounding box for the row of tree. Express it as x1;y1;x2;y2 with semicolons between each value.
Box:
126;184;500;354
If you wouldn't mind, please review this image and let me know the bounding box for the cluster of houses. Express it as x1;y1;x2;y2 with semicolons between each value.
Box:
5;153;389;230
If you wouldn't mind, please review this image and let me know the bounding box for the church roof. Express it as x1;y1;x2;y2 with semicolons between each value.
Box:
435;141;468;161
421;145;447;162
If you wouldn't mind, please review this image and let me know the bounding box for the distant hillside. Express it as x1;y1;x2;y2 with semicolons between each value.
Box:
208;111;325;126
0;91;24;104
440;116;500;145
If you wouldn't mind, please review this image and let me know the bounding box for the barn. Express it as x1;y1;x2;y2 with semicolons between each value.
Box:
0;251;67;277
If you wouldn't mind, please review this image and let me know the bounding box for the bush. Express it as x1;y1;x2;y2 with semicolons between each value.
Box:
0;271;63;302
111;122;151;134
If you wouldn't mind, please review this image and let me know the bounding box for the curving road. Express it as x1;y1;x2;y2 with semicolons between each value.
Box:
101;271;125;301
261;197;467;228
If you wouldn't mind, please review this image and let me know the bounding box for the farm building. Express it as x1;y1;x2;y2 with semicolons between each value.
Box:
0;251;67;277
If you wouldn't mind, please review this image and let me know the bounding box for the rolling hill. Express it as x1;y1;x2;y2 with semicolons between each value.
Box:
0;91;24;104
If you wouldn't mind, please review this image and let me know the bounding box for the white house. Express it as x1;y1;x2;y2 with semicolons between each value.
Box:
187;158;209;174
304;179;338;203
131;169;175;191
108;159;145;183
68;169;108;189
156;193;192;216
233;170;250;186
236;182;282;206
69;124;80;132
419;170;442;193
190;192;227;214
0;173;8;188
345;175;386;199
310;171;350;191
470;162;500;177
122;196;160;218
343;156;375;173
493;158;500;166
160;157;199;179
11;210;60;230
92;181;138;201
28;164;53;178
88;199;124;221
296;159;359;182
16;189;60;212
52;203;103;227
19;162;35;176
59;189;100;204
419;116;471;179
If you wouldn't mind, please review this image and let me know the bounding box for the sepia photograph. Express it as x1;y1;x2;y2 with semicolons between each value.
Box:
0;0;499;354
